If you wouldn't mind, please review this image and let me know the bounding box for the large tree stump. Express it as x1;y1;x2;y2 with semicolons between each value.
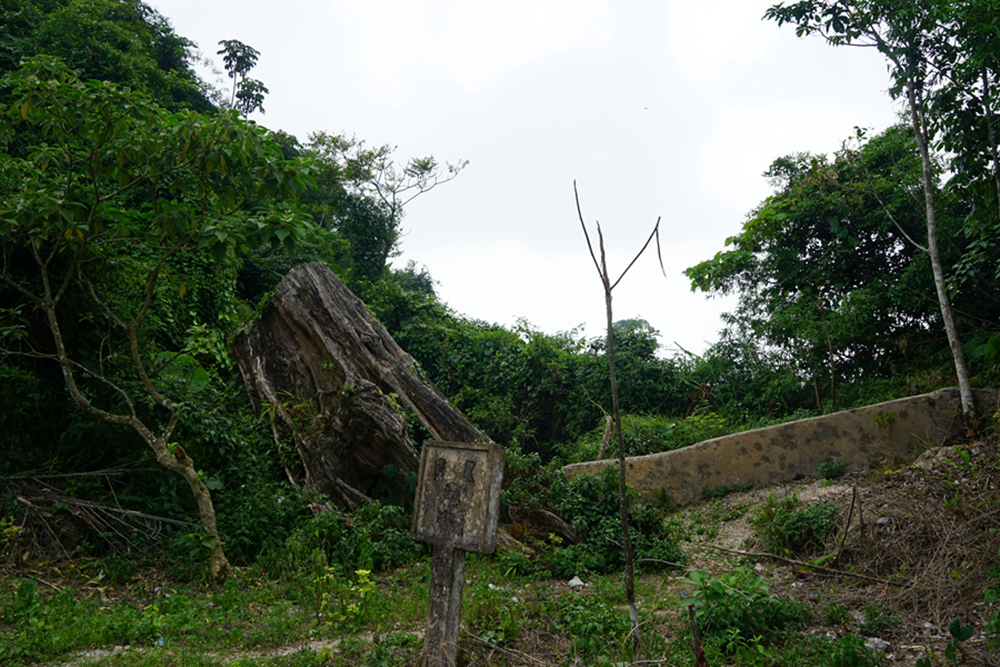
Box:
233;262;491;510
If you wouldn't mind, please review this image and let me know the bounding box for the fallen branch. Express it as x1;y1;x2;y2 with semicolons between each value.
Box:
45;495;202;529
460;628;548;665
30;576;62;592
0;467;145;481
635;558;688;570
705;545;896;586
13;490;204;557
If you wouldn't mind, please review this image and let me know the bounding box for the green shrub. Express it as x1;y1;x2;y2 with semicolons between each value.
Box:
677;567;810;646
544;466;685;578
325;632;422;667
500;448;564;522
556;594;631;660
775;634;888;667
859;604;902;636
494;550;540;578
702;482;755;500
823;603;851;626
165;528;221;582
465;580;527;645
817;460;848;480
750;493;840;555
257;501;425;583
564;412;734;462
0;579;165;665
986;548;1000;639
352;502;426;571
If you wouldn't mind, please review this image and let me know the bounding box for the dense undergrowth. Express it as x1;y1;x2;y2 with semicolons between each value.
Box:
4;428;1000;666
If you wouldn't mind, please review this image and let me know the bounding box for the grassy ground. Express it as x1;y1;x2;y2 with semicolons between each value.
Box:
3;434;1000;666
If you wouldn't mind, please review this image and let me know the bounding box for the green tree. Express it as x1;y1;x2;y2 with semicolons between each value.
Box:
0;56;313;581
361;277;695;458
217;39;268;116
304;132;466;284
684;327;813;422
392;260;437;298
765;0;976;416
0;0;215;112
582;320;684;416
926;0;1000;314
232;132;465;317
686;126;938;410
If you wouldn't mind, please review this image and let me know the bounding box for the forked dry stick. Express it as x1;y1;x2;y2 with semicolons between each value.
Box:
574;180;663;659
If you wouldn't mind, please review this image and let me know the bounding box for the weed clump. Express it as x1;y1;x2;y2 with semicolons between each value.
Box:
817;460;848;480
499;451;685;579
557;594;632;660
859;604;902;637
702;482;754;500
750;492;839;555
678;567;810;643
257;500;425;582
563;412;733;462
544;466;685;578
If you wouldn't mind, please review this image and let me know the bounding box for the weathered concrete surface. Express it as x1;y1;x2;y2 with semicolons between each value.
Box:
563;387;998;506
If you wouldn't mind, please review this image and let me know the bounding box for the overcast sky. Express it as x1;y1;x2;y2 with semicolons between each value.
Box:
151;0;903;355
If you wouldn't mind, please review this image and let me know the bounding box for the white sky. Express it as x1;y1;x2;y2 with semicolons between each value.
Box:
151;0;903;355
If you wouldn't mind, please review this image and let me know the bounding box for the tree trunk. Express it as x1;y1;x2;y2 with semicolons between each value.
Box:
817;295;837;413
40;302;232;583
233;262;491;510
907;84;975;419
601;255;640;658
152;442;231;582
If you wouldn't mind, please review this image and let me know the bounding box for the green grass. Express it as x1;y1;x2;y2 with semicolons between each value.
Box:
0;492;889;667
1;549;892;667
0;562;435;667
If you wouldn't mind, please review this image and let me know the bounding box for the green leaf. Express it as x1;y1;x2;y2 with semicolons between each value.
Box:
945;642;957;662
949;618;974;642
158;353;211;393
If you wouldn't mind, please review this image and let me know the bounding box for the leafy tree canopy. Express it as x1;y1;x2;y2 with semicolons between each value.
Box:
0;55;314;578
255;132;468;287
686;125;945;408
0;0;216;112
217;39;268;116
764;0;1000;416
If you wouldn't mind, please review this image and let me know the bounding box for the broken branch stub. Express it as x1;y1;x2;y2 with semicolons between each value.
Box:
233;262;491;510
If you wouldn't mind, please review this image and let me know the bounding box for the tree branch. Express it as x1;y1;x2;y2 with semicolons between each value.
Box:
573;180;604;282
706;544;894;585
610;217;663;291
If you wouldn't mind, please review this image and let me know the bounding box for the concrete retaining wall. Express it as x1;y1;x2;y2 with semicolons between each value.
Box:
563;387;998;506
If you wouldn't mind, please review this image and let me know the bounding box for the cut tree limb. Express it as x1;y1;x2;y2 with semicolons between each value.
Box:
233;262;490;510
706;545;893;585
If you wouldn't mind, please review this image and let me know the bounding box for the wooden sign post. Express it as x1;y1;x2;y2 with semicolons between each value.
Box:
411;441;503;667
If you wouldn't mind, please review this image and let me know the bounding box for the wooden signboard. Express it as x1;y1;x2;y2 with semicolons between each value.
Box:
411;441;503;667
